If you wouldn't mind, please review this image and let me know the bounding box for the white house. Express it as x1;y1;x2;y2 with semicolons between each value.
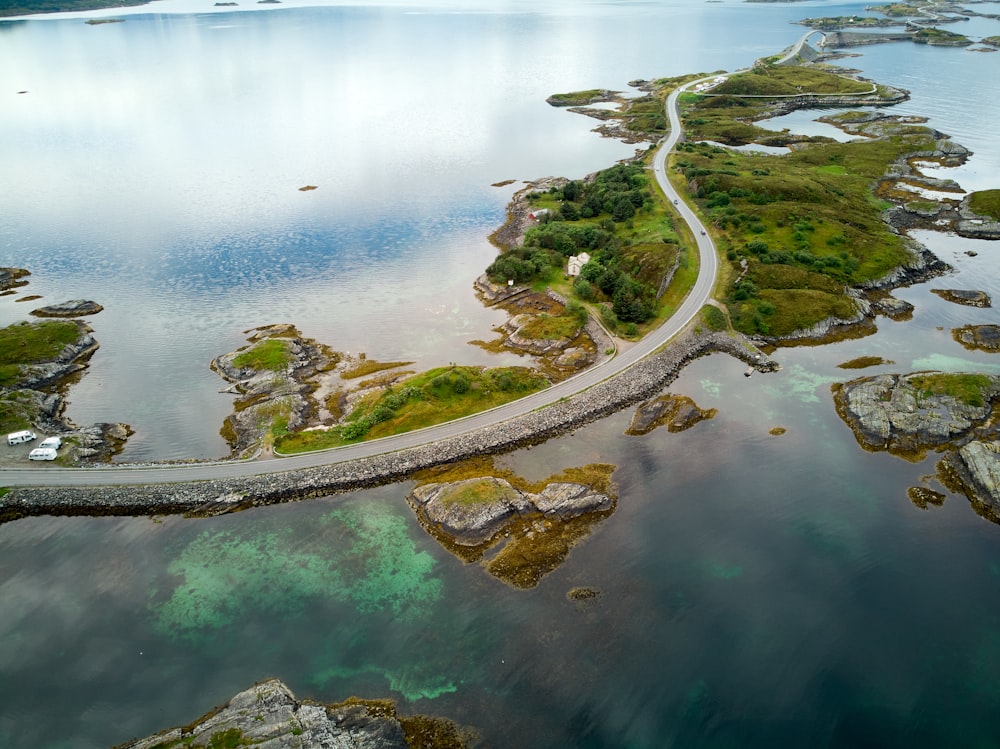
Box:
567;252;591;277
528;208;550;221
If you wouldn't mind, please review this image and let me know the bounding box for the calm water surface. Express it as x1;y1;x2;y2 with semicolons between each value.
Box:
2;1;1000;747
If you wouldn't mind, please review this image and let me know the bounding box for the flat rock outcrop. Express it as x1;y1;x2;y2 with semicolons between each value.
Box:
626;393;717;435
0;267;29;292
953;324;1000;352
930;288;991;308
29;299;103;318
832;373;1000;457
407;476;612;548
116;678;474;749
833;372;1000;518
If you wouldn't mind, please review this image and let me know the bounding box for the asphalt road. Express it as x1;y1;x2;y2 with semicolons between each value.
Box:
1;78;719;489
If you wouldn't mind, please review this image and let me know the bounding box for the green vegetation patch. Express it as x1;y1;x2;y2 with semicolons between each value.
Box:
968;189;1000;221
710;65;873;97
0;320;82;387
547;89;615;107
491;161;684;333
516;303;587;341
908;373;994;408
668;113;940;337
838;356;894;369
912;27;971;45
437;478;523;508
231;339;291;372
341;357;413;379
276;364;548;452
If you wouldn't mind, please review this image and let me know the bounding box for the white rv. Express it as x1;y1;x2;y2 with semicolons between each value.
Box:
7;430;37;446
28;447;58;461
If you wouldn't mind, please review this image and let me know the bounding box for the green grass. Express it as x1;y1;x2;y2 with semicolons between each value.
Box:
968;189;1000;221
517;311;583;340
908;373;993;408
710;65;873;97
838;356;893;369
912;27;971;45
340;358;413;379
276;365;548;453
232;339;291;372
0;320;82;387
437;477;523;508
547;89;610;106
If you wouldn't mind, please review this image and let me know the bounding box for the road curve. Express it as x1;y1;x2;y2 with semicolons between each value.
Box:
1;80;719;488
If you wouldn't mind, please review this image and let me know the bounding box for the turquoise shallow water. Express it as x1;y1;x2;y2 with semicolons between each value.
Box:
2;1;1000;747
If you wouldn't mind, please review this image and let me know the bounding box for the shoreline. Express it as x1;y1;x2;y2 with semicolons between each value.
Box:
0;328;777;523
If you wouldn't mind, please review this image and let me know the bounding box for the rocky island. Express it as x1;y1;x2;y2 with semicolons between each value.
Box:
832;372;1000;521
115;678;475;749
407;460;616;588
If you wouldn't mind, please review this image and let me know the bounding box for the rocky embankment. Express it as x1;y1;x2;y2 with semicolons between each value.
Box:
1;328;779;522
832;372;1000;518
115;678;474;749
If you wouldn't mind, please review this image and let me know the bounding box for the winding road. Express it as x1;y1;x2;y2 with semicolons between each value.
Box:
1;80;719;489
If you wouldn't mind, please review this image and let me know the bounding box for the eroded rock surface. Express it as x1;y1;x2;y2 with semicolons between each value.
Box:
832;373;1000;457
953;324;1000;352
833;372;1000;516
407;476;611;548
930;288;991;308
117;678;474;749
626;393;717;435
30;299;104;318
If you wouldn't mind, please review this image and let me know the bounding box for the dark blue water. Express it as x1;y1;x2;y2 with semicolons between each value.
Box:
2;1;1000;747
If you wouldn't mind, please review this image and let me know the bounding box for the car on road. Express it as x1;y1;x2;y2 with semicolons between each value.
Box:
700;230;706;235
674;199;678;204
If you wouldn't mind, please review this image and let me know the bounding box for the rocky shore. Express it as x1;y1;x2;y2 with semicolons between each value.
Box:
115;678;474;749
832;372;1000;517
0;318;132;465
0;327;779;522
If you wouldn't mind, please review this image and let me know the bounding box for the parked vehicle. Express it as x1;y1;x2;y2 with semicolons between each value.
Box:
7;430;37;446
39;436;62;450
28;447;57;461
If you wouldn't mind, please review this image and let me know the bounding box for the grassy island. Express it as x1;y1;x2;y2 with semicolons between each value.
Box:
911;27;972;46
0;0;151;17
968;190;1000;221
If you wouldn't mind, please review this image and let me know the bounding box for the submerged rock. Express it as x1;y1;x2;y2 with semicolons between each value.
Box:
953;324;1000;352
626;393;717;435
930;288;991;308
117;678;475;749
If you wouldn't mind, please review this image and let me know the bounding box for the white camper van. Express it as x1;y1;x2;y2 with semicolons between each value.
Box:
39;436;62;450
7;430;37;446
28;447;57;461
